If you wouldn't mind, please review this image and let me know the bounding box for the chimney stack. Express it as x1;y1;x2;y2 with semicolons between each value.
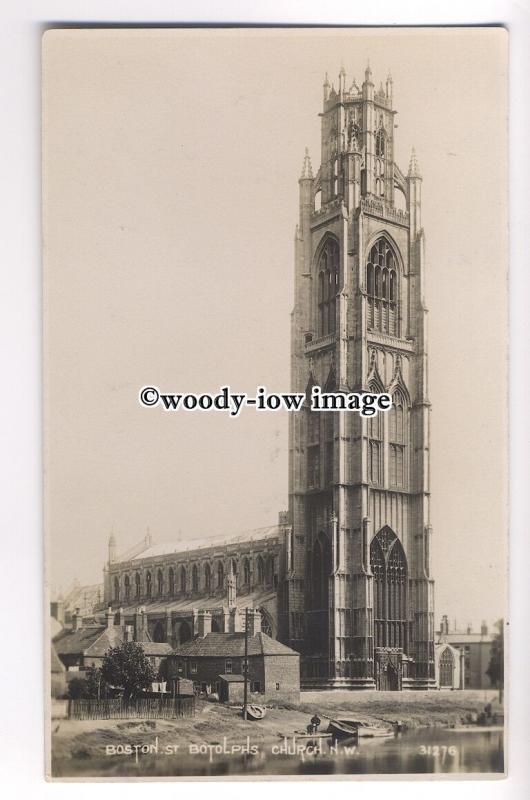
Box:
116;607;124;627
72;607;82;632
229;607;242;633
124;624;134;643
246;608;262;637
198;610;212;638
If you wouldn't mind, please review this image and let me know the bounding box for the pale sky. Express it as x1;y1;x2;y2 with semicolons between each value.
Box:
44;28;507;632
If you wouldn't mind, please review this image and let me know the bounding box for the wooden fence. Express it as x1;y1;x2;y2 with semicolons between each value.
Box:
68;696;195;720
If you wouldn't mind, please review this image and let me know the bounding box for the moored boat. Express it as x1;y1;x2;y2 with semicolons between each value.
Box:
245;704;267;720
328;719;393;739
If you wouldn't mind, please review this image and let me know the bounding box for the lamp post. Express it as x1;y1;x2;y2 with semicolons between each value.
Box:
243;607;249;720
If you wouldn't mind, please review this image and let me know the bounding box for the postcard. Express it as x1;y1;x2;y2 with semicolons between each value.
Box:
43;27;508;779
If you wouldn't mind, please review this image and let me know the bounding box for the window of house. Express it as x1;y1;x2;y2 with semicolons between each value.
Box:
190;662;197;675
225;659;232;674
250;681;261;693
275;682;280;690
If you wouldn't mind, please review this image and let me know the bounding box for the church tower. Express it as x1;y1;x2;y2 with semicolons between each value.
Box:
285;65;435;689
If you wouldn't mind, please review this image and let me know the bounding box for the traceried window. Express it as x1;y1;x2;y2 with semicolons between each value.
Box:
113;576;120;603
204;563;212;593
135;572;141;599
366;238;399;335
389;393;406;488
168;567;175;596
256;555;264;585
217;561;224;589
317;238;340;337
145;571;152;599
370;527;408;651
180;566;187;593
375;129;386;197
243;558;250;586
192;564;199;592
124;574;130;602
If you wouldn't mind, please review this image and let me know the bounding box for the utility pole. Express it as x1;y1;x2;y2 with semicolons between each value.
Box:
243;607;248;720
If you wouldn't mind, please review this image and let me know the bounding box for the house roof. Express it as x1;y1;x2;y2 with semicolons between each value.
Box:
219;674;244;682
171;632;299;658
442;633;492;645
53;625;172;658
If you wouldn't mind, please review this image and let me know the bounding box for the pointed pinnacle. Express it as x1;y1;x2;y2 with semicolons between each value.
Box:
300;147;314;179
408;147;422;178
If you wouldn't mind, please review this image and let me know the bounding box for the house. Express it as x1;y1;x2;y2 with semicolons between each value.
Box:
53;605;171;678
167;608;300;703
436;615;493;689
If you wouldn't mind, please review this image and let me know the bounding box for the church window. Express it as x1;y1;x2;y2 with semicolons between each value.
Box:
370;527;408;651
439;647;455;687
157;569;163;596
145;571;152;599
369;441;382;485
307;445;320;489
389;395;407;487
204;563;212;592
135;572;141;599
375;129;385;158
168;567;175;596
124;574;130;602
375;129;386;197
217;561;224;589
180;566;187;593
113;576;120;603
366;238;399;335
256;555;264;585
192;564;199;592
317;238;340;337
243;558;250;586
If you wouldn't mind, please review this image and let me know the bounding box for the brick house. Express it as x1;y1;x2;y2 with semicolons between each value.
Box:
53;605;171;677
167;609;300;703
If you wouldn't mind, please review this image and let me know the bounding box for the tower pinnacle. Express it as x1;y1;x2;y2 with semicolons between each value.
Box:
300;147;314;180
408;147;422;179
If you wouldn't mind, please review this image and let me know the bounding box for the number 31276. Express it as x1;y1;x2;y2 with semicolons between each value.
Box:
418;745;458;761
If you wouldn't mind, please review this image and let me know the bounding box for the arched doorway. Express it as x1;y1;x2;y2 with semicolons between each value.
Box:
439;647;455;688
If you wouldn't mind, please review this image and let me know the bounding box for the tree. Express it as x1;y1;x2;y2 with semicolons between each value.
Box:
101;642;156;699
67;677;89;699
85;665;109;699
486;618;504;702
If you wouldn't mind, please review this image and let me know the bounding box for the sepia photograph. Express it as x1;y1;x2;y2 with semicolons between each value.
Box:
43;27;508;779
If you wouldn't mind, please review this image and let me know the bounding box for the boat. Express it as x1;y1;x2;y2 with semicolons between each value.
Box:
245;704;267;720
328;719;393;739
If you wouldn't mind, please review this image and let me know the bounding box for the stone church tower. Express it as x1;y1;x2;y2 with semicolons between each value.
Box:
285;65;435;689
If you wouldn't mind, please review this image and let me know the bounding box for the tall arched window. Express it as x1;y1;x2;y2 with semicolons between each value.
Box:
113;576;120;603
311;533;332;611
439;647;455;687
124;575;130;602
192;564;199;592
135;572;141;599
368;385;383;485
317;238;340;337
217;561;224;589
204;563;212;593
256;556;265;585
168;567;175;596
374;129;386;197
366;238;398;335
180;566;187;593
243;558;250;586
370;527;408;651
389;392;407;488
145;571;152;599
157;569;163;596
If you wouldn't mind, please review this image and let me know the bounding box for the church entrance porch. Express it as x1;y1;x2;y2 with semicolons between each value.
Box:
375;648;403;691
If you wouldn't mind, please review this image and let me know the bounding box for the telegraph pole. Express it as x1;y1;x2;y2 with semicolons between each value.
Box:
243;607;248;720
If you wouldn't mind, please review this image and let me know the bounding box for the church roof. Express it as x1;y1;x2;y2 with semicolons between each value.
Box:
114;588;276;616
127;525;282;563
171;631;299;658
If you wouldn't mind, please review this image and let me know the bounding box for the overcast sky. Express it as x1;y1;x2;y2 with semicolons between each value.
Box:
44;28;507;632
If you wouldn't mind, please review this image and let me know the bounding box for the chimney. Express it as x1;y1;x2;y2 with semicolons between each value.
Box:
135;606;148;642
72;607;82;632
124;624;134;643
441;615;449;636
106;606;114;628
229;607;242;633
116;607;124;627
246;608;262;637
198;610;212;638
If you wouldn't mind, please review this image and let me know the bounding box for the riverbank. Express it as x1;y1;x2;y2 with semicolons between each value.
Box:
50;690;501;777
